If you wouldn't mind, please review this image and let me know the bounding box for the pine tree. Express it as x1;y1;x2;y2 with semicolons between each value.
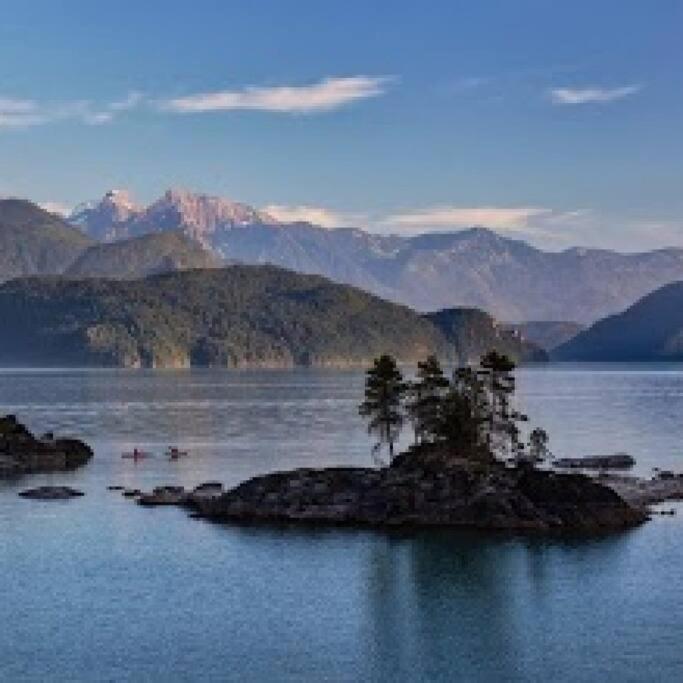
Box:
358;354;406;462
432;365;492;461
406;355;450;444
478;350;527;459
527;427;550;463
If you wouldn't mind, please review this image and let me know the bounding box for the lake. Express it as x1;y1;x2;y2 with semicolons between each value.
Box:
1;365;682;682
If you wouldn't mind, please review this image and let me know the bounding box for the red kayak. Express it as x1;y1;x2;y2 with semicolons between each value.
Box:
121;449;150;460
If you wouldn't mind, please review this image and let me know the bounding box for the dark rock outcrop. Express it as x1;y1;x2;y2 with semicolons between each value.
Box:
18;485;84;500
138;485;186;506
0;415;93;477
192;452;646;534
553;454;635;470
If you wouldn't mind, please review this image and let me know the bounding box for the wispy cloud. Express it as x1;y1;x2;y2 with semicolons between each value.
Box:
161;76;392;114
108;91;144;112
0;98;37;114
263;204;364;228
0;91;145;129
549;84;641;105
1;76;390;129
0;98;44;128
382;206;553;232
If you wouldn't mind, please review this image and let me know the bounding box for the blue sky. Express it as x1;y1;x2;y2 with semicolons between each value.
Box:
0;0;681;250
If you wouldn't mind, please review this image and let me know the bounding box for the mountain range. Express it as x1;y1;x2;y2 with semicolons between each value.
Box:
0;266;544;368
68;189;683;324
3;190;683;331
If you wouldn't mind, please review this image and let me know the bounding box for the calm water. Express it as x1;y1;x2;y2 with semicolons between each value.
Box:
1;365;683;682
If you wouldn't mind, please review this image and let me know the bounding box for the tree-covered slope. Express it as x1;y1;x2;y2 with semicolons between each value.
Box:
0;266;544;368
553;281;683;361
0;199;92;282
65;231;220;279
425;308;547;363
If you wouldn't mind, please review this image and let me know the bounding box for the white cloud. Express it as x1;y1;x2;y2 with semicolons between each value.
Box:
39;201;72;216
263;204;363;228
161;76;392;114
549;84;641;105
0;75;387;130
382;206;553;231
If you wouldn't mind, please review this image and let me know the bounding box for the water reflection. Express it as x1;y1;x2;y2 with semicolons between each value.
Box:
2;366;683;681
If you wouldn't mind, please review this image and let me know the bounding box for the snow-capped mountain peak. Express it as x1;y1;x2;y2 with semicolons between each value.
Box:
140;188;279;244
70;189;142;241
72;188;280;244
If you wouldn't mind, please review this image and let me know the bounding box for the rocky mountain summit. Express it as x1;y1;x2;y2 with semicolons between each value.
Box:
70;189;141;241
72;188;278;246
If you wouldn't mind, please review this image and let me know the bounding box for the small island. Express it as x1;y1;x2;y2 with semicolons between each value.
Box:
0;414;93;478
132;352;648;534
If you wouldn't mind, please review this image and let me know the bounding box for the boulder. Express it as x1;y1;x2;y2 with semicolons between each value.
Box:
0;415;93;478
138;485;186;506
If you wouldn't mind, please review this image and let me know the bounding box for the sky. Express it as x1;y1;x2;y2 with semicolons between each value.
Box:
0;0;681;251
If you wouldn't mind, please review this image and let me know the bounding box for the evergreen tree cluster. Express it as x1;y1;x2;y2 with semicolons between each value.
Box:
359;351;550;466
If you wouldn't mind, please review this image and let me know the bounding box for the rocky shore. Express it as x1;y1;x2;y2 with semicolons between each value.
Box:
128;449;647;534
599;472;683;508
0;415;93;477
553;453;636;470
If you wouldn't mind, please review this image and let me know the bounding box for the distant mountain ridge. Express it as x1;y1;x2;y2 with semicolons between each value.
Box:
554;281;683;361
0;265;545;368
0;198;221;283
70;189;683;324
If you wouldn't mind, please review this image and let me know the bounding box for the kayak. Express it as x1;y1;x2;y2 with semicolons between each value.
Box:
121;451;150;459
166;447;189;459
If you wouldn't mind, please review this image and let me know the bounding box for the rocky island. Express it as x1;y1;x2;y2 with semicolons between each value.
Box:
129;352;649;535
0;414;93;478
189;452;646;533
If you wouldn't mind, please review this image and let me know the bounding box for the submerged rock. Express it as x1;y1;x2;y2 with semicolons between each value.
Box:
0;415;93;478
19;486;84;500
